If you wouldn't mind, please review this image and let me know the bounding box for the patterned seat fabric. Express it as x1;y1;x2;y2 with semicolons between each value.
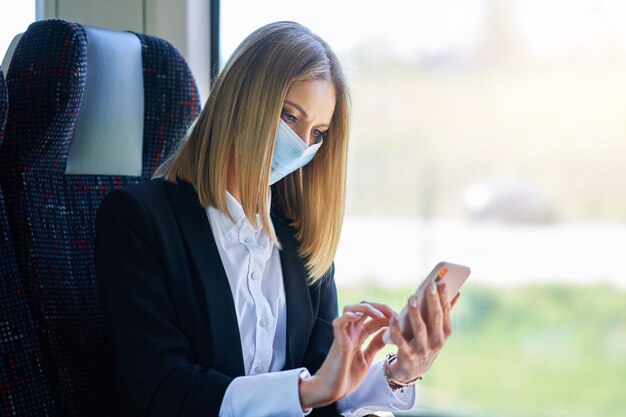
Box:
1;65;56;417
0;19;200;416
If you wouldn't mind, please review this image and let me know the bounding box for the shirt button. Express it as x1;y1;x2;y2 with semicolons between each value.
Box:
254;366;263;374
250;271;258;280
244;236;253;244
259;319;266;328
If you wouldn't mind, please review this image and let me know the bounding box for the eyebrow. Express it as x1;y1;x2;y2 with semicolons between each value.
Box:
284;100;330;128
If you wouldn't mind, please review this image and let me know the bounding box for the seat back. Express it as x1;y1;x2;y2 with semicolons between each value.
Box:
0;60;57;417
0;19;200;416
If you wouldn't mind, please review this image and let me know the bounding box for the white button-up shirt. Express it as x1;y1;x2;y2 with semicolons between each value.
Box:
209;191;415;417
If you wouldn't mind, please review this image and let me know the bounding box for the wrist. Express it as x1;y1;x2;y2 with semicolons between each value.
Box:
299;374;328;410
389;358;416;382
298;374;314;410
385;354;422;391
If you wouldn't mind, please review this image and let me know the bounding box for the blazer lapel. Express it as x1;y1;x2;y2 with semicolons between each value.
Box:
272;208;314;370
164;179;245;377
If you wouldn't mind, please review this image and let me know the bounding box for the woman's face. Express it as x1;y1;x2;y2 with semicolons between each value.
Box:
280;79;336;147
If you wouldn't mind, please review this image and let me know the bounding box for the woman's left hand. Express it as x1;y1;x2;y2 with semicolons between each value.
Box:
386;281;460;382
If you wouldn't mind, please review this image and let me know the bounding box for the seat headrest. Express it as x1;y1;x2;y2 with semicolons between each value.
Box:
64;25;144;176
1;33;23;78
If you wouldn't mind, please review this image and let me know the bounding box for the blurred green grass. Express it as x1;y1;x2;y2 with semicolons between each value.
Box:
337;283;626;417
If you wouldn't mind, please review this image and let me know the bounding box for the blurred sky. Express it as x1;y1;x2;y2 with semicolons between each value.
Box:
221;0;626;64
5;1;626;70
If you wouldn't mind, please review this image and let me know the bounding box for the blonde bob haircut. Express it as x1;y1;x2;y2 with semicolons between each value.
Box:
155;21;350;284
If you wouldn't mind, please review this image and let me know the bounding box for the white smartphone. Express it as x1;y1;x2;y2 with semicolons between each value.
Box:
382;261;471;344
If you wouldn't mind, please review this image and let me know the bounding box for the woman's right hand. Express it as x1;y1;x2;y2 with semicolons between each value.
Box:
298;301;394;409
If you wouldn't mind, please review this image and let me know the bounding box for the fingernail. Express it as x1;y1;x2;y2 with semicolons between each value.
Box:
430;282;437;295
409;295;418;308
391;315;397;326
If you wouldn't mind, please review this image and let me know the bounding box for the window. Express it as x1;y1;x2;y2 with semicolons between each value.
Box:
221;2;626;416
0;0;35;72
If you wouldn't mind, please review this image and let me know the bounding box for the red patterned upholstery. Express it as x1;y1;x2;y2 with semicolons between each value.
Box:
0;19;200;416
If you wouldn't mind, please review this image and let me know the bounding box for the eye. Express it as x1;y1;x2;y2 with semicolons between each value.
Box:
312;128;328;141
281;110;297;123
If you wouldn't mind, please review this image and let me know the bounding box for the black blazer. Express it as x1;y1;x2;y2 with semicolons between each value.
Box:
95;178;340;417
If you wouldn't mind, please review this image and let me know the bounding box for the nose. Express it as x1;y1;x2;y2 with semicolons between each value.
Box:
293;125;312;146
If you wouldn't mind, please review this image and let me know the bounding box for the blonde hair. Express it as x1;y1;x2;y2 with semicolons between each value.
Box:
155;21;350;283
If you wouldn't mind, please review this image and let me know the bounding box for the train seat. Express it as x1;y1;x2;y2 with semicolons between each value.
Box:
0;19;200;416
0;60;57;417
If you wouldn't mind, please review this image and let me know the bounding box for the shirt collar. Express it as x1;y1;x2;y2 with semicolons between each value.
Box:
207;189;274;237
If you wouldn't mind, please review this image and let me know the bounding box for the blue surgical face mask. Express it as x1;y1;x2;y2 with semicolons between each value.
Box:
269;119;323;185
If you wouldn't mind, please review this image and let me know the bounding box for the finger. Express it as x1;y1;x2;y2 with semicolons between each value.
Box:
333;311;366;330
342;311;366;321
343;303;385;319
359;301;396;318
353;314;370;342
363;317;390;334
363;329;387;363
424;281;446;350
438;283;452;338
340;310;384;330
336;313;387;346
354;316;390;346
332;314;365;346
450;292;461;309
406;294;428;355
388;314;413;353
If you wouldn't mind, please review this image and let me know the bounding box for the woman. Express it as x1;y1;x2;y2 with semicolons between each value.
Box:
96;21;455;417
